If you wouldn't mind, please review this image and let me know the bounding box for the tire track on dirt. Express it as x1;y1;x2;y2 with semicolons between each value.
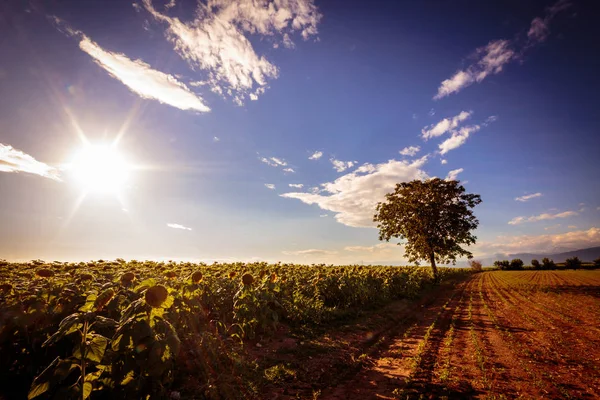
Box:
320;280;468;400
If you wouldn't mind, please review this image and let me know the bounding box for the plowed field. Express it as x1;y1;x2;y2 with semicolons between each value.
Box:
266;270;600;399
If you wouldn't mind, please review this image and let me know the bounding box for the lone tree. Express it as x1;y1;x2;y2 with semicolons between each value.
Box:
373;178;482;281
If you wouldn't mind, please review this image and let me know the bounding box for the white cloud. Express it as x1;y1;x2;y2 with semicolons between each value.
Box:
281;156;429;227
508;210;578;225
475;227;600;256
289;183;304;188
515;192;543;202
441;159;448;165
283;167;295;173
482;115;498;126
445;168;464;181
428;108;435;117
434;40;515;99
0;143;61;180
167;223;192;231
213;136;220;142
399;145;420;157
527;0;571;44
142;0;321;104
319;214;328;217
282;249;338;256
308;151;323;160
76;33;210;112
264;183;276;190
344;242;398;253
438;125;481;155
270;157;287;166
421;111;472;140
434;1;571;100
260;156;287;167
330;158;356;172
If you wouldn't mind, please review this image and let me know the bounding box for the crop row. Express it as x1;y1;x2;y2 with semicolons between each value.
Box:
0;260;471;399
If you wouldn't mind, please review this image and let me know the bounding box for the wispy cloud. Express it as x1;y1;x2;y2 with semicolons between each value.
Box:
475;226;599;255
264;183;276;190
508;210;577;225
434;40;514;100
421;111;472;140
56;19;210;112
319;214;328;217
330;158;356;172
283;168;295;173
515;192;543;202
260;156;288;167
434;1;571;99
445;168;464;181
0;143;61;180
399;146;420;157
438;125;481;155
213;136;220;142
309;151;323;160
141;0;321;105
527;0;572;44
281;156;429;227
167;223;192;231
282;249;338;256
441;159;448;165
344;243;397;253
289;183;304;188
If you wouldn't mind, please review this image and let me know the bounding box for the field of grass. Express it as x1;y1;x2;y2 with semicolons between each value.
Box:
1;262;599;399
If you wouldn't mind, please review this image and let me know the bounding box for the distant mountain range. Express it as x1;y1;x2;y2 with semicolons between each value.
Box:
479;246;600;266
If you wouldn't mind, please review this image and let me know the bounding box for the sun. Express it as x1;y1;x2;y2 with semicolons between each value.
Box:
68;144;131;193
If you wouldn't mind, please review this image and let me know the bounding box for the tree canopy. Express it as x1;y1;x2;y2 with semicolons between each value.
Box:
373;178;482;280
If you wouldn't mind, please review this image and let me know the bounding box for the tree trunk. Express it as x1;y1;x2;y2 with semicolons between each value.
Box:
429;252;439;283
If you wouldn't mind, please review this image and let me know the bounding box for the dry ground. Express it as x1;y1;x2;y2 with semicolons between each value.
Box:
257;270;600;399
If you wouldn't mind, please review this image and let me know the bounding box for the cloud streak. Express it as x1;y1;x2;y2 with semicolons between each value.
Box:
476;227;600;256
167;223;192;231
309;151;323;160
434;1;571;99
438;125;481;155
399;146;420;156
281;156;429;227
421;111;472;140
445;168;464;181
515;192;543;202
142;0;321;105
282;249;338;256
75;31;210;112
508;210;577;225
0;144;61;180
330;158;356;172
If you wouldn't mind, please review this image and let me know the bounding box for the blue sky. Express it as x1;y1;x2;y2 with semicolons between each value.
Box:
1;0;599;263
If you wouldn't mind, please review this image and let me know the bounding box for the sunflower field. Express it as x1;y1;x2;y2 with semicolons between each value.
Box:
0;259;471;399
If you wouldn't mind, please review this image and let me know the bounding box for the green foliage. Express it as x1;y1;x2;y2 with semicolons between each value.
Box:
594;258;600;269
531;259;541;269
373;178;481;280
0;260;472;399
542;257;556;270
493;260;510;270
510;259;524;270
468;260;483;272
564;256;582;270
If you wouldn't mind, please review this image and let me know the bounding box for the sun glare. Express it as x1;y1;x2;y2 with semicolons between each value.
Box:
68;144;130;193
